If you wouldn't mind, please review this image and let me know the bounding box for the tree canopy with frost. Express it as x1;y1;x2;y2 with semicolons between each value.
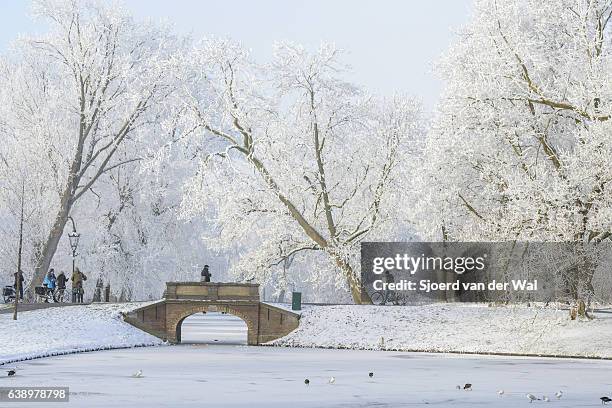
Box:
178;40;422;303
421;0;612;303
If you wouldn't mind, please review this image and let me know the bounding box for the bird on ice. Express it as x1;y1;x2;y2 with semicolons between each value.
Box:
601;396;612;405
304;379;310;386
543;396;550;402
555;391;563;399
329;377;335;384
497;389;504;396
368;372;374;378
463;383;472;391
526;393;540;403
456;385;461;390
131;370;143;378
7;369;16;377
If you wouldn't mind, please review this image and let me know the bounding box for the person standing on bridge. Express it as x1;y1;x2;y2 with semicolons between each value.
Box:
201;265;211;282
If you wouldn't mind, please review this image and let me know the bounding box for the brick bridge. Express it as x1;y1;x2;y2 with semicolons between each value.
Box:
123;282;300;345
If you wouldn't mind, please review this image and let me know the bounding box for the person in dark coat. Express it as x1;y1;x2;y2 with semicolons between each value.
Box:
13;270;24;300
201;265;211;282
56;271;67;290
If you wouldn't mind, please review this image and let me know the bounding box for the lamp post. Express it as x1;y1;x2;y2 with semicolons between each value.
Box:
67;216;80;302
13;181;25;320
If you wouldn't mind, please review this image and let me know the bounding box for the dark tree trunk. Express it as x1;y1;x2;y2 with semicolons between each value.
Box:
29;187;73;298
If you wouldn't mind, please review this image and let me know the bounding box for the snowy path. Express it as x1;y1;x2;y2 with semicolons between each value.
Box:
5;344;612;407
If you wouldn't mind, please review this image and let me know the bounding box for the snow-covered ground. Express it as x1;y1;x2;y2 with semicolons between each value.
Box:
0;303;163;365
272;304;612;358
6;343;612;407
4;302;612;368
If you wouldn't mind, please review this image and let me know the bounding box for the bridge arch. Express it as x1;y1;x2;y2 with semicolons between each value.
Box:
167;304;258;344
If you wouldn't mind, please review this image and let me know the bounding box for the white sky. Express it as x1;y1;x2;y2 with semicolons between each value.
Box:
0;0;473;110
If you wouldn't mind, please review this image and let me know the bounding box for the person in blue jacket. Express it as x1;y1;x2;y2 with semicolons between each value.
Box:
43;269;57;301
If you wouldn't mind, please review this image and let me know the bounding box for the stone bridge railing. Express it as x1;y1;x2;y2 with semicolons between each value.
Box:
165;282;259;301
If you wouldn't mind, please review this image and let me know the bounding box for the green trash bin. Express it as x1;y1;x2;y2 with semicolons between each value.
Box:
292;292;302;311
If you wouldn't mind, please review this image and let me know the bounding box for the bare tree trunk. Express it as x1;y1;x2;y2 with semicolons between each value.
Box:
246;151;371;304
445;270;456;302
577;255;596;318
331;252;372;305
440;224;453;302
30;189;73;297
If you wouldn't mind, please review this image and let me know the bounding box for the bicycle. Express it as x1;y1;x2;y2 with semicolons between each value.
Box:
54;287;68;303
3;286;16;303
34;286;55;303
371;290;409;306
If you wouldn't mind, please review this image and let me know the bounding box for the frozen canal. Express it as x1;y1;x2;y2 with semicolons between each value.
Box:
180;312;248;345
5;313;612;407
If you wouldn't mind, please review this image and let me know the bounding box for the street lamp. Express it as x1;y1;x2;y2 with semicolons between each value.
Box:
67;216;80;303
67;216;80;258
67;216;79;297
68;231;80;257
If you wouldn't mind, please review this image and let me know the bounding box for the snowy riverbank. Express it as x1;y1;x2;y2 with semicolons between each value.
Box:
3;302;612;366
271;303;612;358
0;303;163;366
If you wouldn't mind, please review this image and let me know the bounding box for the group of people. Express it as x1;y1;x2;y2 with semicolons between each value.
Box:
11;264;211;303
42;268;88;303
13;267;88;303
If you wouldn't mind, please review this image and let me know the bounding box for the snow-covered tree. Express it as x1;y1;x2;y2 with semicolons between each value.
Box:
0;0;182;293
422;0;612;303
178;40;422;304
0;140;44;282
